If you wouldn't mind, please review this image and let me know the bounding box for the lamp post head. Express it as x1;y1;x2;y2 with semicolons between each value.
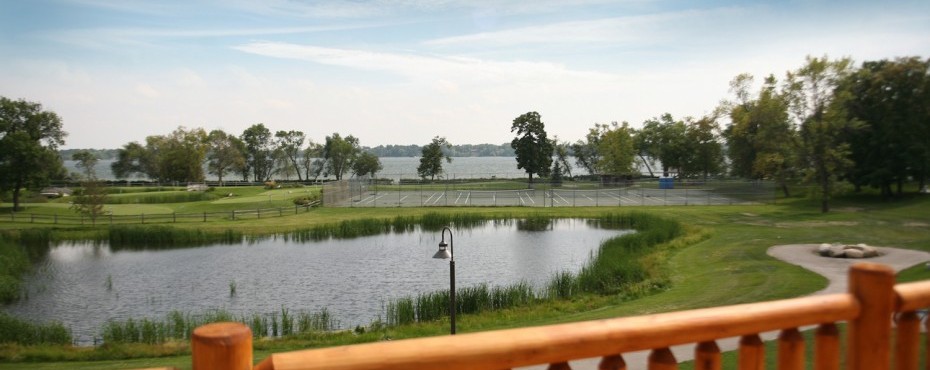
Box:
433;241;452;259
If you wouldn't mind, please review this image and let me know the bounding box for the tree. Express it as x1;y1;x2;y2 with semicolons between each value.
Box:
71;150;99;180
784;56;856;213
111;141;155;180
724;74;798;195
322;133;361;180
551;137;573;179
207;130;246;186
70;179;108;226
842;57;930;197
275;130;306;181
241;124;275;182
0;97;67;211
152;127;209;183
637;114;688;177
571;127;603;176
417;136;453;181
353;152;383;178
681;115;725;180
302;142;324;180
510;111;553;185
597;122;637;176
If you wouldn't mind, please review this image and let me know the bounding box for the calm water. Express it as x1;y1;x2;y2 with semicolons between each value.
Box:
5;219;628;344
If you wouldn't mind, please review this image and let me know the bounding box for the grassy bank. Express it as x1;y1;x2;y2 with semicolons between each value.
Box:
0;191;928;368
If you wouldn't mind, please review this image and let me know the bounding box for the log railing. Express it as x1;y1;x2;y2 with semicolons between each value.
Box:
181;262;930;370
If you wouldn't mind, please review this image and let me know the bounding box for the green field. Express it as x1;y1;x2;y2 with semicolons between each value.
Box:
1;185;928;369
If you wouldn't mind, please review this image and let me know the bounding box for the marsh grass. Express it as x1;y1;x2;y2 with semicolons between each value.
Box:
104;192;220;204
99;307;338;344
0;313;71;345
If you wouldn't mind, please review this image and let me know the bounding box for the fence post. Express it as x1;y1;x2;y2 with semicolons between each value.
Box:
173;213;176;223
256;209;260;219
191;322;252;370
203;212;207;222
141;213;145;224
847;262;895;370
231;211;235;221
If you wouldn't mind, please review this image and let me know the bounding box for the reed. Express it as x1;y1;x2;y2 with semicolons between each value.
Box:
0;240;30;303
104;191;220;204
0;313;72;345
107;225;242;249
228;280;237;297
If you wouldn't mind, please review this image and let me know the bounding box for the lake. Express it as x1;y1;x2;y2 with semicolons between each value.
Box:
5;219;629;344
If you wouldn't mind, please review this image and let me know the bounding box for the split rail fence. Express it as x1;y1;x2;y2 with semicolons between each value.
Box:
3;202;319;226
154;262;930;369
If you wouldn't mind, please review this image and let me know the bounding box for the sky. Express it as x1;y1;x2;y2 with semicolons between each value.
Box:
1;0;928;149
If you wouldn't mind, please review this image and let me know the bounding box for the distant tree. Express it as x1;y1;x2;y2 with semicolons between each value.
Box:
275;130;306;181
111;141;154;180
301;141;323;180
322;133;361;180
510;111;553;185
784;56;857;213
353;152;383;178
571;127;603;176
240;123;275;181
70;179;107;225
724;74;797;195
71;150;99;180
207;130;246;186
551;137;572;179
681;115;725;180
0;97;67;211
153;127;210;183
417;136;453;181
638;113;688;177
597;122;637;176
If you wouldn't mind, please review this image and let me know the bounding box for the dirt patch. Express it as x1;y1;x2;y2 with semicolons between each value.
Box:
905;222;929;228
741;213;758;217
775;221;859;228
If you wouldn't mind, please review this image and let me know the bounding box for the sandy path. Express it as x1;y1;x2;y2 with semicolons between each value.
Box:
518;244;930;370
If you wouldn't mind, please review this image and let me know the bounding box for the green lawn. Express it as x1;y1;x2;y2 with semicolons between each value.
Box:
1;188;929;369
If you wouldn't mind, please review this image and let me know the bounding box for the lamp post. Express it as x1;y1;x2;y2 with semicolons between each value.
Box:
432;227;455;335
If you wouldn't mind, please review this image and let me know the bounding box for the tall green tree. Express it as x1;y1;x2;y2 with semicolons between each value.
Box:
417;136;453;181
842;57;930;197
785;56;856;213
353;152;383;178
275;130;306;181
681;115;725;180
510;111;553;185
207;130;246;186
0;97;67;211
637;113;688;177
571;127;603;176
152;127;210;183
322;133;361;180
71;150;99;180
551;137;573;179
70;179;107;226
111;141;155;180
596;122;637;176
240;123;275;182
724;74;797;195
302;142;324;180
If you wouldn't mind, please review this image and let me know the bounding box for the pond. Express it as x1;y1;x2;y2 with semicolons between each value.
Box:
4;219;630;344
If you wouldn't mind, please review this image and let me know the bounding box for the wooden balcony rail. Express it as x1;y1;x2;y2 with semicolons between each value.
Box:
181;262;930;370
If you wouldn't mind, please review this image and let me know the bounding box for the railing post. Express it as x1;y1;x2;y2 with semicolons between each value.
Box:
815;323;840;370
192;322;252;370
848;262;895;370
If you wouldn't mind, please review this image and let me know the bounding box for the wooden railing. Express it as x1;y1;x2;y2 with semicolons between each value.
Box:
180;262;930;370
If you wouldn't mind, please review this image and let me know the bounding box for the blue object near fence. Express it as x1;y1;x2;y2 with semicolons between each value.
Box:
659;178;674;189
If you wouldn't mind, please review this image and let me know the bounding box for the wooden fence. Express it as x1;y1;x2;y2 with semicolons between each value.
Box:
3;202;320;226
158;263;930;369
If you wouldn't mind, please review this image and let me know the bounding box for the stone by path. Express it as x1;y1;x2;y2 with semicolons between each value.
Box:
518;244;930;370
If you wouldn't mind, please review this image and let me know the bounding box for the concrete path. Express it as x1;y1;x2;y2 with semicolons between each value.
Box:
518;244;930;370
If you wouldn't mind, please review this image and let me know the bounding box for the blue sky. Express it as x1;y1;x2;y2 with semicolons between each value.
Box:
2;0;928;149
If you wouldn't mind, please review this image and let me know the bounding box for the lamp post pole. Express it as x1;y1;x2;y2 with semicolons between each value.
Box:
434;226;456;335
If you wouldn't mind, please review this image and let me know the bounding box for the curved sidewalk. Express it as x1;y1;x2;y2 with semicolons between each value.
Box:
521;244;930;370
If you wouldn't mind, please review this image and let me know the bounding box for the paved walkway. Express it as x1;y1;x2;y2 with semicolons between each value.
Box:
519;244;930;370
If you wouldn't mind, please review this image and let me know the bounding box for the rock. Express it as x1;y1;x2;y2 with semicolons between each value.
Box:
845;249;865;258
818;243;832;256
845;244;879;258
829;245;847;258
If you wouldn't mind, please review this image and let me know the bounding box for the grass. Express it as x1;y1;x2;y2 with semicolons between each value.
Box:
0;185;929;368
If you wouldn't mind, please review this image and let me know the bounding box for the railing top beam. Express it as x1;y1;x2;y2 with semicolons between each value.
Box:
895;280;930;312
255;293;858;370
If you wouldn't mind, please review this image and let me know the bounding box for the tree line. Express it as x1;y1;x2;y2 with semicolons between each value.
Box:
2;55;928;212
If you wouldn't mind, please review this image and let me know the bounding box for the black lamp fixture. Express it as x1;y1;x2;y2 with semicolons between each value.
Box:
433;227;455;335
